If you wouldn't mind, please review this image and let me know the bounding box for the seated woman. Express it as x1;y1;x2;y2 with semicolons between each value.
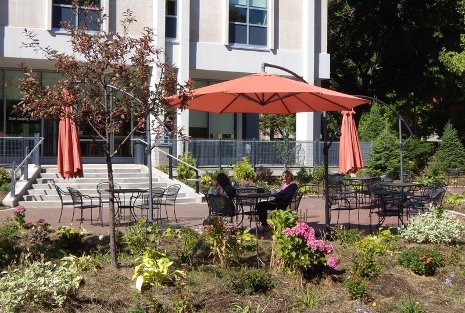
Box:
257;170;298;228
208;172;236;198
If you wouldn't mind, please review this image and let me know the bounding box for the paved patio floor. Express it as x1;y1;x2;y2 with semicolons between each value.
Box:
0;195;412;235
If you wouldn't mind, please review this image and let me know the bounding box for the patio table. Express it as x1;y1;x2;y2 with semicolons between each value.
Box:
107;188;148;222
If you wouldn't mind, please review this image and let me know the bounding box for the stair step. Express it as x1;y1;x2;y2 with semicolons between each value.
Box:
40;173;148;179
36;177;152;184
23;192;187;201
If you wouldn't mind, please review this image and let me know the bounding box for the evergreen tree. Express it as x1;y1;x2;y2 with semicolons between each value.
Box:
427;122;465;176
367;127;400;177
358;103;388;141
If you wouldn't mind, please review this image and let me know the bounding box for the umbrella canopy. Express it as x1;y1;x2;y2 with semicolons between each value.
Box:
168;72;368;114
57;89;83;178
338;110;364;174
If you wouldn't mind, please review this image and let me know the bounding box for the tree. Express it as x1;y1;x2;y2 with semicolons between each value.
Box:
366;127;400;177
427;122;465;176
16;4;190;268
357;103;387;141
259;114;295;139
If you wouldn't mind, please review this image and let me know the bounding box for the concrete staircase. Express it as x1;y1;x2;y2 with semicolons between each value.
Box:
18;164;201;209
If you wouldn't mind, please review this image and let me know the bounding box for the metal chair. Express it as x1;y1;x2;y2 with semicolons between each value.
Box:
288;192;303;212
136;188;166;222
96;182;121;221
377;191;407;227
161;184;181;222
406;186;446;219
67;187;102;226
53;184;73;223
207;194;237;219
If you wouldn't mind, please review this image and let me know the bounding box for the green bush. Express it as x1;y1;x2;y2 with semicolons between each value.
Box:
344;275;370;303
0;260;82;312
333;228;362;246
0;218;20;266
367;127;400;177
311;165;325;183
176;153;197;181
0;167;10;186
57;226;86;250
256;166;274;184
403;139;433;176
399;297;424;313
358;103;388;141
400;207;465;244
122;219;161;255
427;122;465;176
225;267;276;295
398;247;445;276
296;167;311;184
233;157;256;183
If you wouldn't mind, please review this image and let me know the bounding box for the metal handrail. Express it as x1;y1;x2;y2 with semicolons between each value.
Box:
131;138;203;193
11;134;44;196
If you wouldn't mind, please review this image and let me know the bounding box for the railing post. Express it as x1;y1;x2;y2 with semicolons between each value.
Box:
218;139;222;170
195;170;200;194
33;133;40;165
24;147;29;181
252;139;257;170
11;161;16;197
168;145;173;179
134;138;144;165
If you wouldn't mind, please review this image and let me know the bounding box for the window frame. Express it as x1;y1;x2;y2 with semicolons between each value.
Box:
228;0;268;47
165;0;177;39
51;0;102;31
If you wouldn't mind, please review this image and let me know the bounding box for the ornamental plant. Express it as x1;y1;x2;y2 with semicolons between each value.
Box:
203;217;256;267
400;207;465;243
268;210;337;274
233;157;256;183
12;205;26;227
398;247;445;276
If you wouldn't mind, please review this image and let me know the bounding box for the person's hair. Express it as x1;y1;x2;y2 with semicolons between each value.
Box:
216;172;236;198
282;170;293;179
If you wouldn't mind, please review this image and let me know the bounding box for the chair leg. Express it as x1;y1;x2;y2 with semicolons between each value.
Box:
173;203;178;223
59;204;64;223
71;207;76;222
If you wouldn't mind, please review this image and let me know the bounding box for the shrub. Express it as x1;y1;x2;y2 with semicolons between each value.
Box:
176;153;197;181
133;248;184;291
0;260;82;312
400;207;465;244
427;122;465;176
0;167;10;186
123;219;161;255
344;276;370;303
256;166;274;184
367;127;400;177
296;167;311;184
225;267;276;295
233;157;256;183
12;206;26;227
268;210;337;273
311;165;325;183
333;228;362;246
0;218;20;266
57;225;86;249
163;226;209;265
398;247;445;276
399;297;423;313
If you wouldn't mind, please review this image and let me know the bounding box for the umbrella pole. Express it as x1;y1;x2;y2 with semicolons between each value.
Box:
323;112;330;227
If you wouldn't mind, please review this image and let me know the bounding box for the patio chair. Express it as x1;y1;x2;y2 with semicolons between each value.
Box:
136;188;166;222
67;187;102;226
96;182;121;220
376;191;407;227
207;194;237;221
406;186;446;219
53;184;73;223
288;192;304;212
161;184;181;222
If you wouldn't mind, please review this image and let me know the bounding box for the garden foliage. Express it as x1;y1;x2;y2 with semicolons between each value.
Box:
122;219;161;255
176;153;197;181
225;267;276;295
367;127;400;177
398;247;445;276
268;210;337;274
0;167;10;190
0;219;19;266
400;207;465;244
0;259;82;312
233;157;256;183
427;122;465;176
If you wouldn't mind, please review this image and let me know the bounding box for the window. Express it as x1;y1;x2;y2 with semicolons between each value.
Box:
229;0;267;46
52;0;101;31
166;0;177;38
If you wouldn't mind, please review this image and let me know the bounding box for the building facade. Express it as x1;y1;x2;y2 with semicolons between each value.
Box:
0;0;330;162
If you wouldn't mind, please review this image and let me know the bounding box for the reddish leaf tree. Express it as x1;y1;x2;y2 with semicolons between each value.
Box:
16;3;190;268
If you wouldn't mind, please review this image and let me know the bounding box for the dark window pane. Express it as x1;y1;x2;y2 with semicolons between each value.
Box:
52;5;76;28
229;6;247;23
166;0;177;16
249;26;267;46
229;24;247;44
249;9;266;25
165;16;177;38
53;0;73;5
78;8;101;31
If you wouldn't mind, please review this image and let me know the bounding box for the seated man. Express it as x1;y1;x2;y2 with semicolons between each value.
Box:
257;170;298;228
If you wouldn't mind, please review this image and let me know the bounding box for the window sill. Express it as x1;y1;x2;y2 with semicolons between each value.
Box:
49;28;100;35
225;44;270;52
165;38;179;44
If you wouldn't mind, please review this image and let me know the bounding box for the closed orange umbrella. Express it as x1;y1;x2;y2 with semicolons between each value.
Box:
57;89;83;178
339;110;364;174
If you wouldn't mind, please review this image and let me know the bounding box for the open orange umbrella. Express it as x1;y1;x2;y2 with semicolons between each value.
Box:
168;72;368;113
339;110;364;174
57;89;83;178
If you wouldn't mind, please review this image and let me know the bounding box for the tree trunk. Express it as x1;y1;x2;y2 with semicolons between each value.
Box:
106;154;119;268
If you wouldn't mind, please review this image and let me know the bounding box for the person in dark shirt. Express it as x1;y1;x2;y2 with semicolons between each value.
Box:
208;172;236;198
257;170;298;228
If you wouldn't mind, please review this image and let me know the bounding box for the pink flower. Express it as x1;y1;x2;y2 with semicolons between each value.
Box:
327;256;339;269
13;205;26;216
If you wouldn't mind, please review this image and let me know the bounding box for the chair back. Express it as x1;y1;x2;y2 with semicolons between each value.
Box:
67;187;83;207
207;194;236;217
97;182;121;202
53;184;68;203
165;184;181;199
429;187;446;206
288;192;303;211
